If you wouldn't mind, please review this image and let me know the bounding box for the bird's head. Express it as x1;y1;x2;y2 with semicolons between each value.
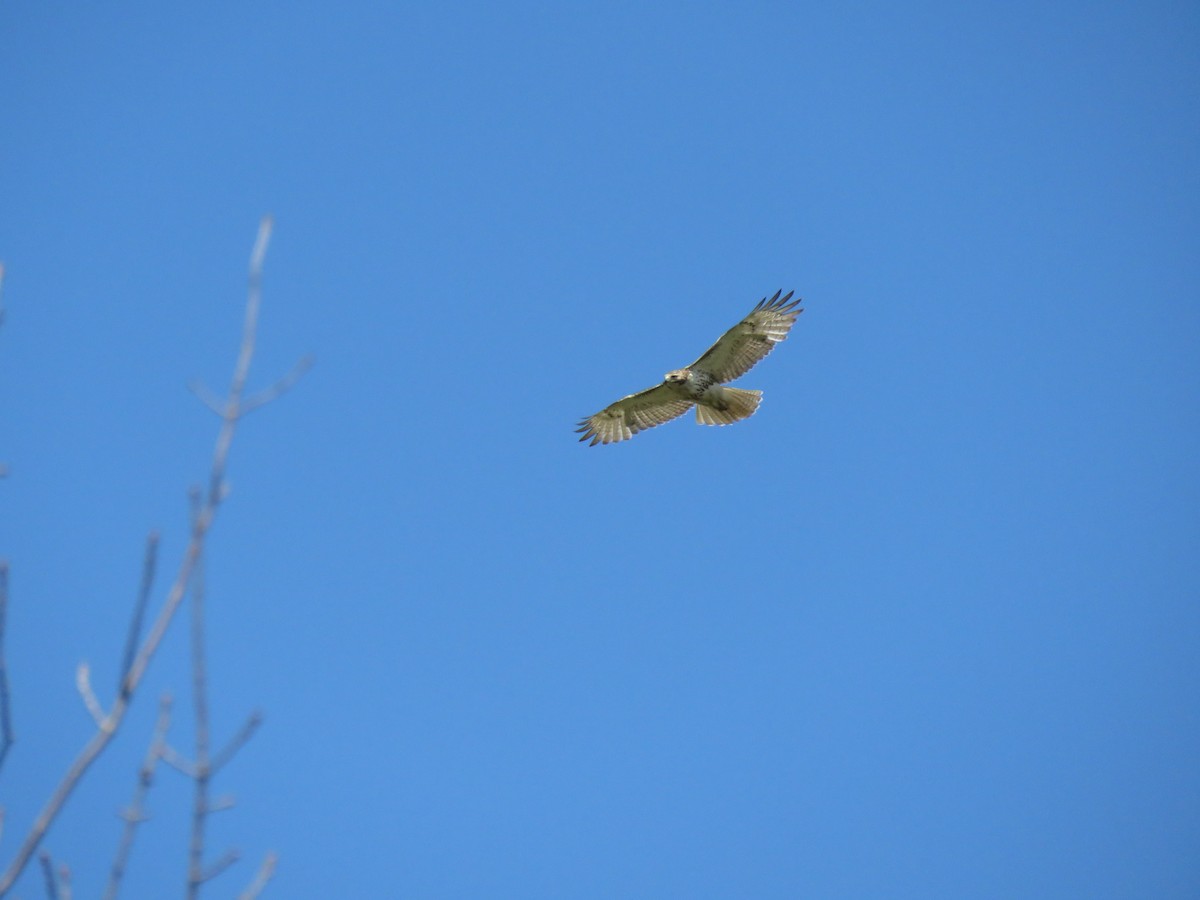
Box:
664;369;690;384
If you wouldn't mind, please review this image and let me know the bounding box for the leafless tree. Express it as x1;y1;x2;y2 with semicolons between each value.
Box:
0;217;308;896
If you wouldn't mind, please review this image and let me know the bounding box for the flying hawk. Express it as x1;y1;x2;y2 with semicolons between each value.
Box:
576;290;803;446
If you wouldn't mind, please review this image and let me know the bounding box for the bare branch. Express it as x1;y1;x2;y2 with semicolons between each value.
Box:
102;694;172;900
206;214;272;510
118;532;159;696
186;540;211;900
0;216;298;895
37;851;58;900
183;526;261;896
249;215;272;278
0;561;14;774
239;354;314;416
186;380;226;417
200;848;240;884
211;711;263;773
159;744;196;779
0;263;7;477
206;794;236;814
237;852;278;900
74;663;107;730
57;863;72;900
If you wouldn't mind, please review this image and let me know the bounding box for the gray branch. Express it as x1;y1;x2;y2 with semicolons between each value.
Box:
0;562;13;774
118;533;160;696
102;694;173;900
236;852;278;900
0;216;303;895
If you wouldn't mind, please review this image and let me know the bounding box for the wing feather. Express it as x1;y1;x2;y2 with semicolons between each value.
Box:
576;383;693;446
687;290;804;383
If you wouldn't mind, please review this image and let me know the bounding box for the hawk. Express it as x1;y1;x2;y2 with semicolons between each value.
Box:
576;290;804;446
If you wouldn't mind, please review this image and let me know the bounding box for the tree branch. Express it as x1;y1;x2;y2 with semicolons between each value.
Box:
56;862;72;900
118;533;159;696
211;711;263;774
206;793;236;814
1;262;8;478
239;354;315;416
102;693;172;900
0;215;302;896
184;514;264;894
158;744;194;779
186;380;226;417
186;541;211;900
37;851;58;900
199;848;240;885
0;561;13;775
236;852;278;900
74;663;108;729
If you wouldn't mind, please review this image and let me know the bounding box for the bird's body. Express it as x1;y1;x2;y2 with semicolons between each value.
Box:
666;368;718;401
576;290;803;446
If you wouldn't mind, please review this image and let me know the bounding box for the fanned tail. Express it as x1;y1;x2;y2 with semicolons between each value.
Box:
695;387;762;426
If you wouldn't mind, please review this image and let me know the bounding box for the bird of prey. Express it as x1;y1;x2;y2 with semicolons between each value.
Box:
576;290;803;446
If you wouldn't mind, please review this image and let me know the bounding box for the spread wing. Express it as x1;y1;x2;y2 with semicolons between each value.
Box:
687;290;803;383
576;383;694;446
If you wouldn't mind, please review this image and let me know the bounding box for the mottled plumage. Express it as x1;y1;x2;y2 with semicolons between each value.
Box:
576;290;803;446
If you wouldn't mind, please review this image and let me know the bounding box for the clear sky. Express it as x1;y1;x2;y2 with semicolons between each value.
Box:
1;2;1198;897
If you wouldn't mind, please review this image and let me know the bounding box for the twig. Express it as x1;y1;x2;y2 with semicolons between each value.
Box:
158;744;196;779
0;561;13;775
211;711;263;773
236;852;278;900
184;524;263;895
186;338;272;898
118;533;160;696
102;694;172;900
199;848;240;884
1;263;7;478
186;539;211;900
239;354;315;416
74;664;107;729
37;851;57;900
206;794;236;814
186;380;225;417
0;215;304;896
57;863;72;900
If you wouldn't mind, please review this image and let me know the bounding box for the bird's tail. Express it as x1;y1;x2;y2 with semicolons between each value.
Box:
695;388;762;426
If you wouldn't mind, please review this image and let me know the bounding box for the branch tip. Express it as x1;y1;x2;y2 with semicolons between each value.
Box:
237;851;279;900
187;379;226;416
249;216;274;276
200;847;241;884
211;709;264;772
75;663;107;728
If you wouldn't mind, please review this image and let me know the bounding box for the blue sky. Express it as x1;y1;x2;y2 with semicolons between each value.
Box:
1;2;1198;896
